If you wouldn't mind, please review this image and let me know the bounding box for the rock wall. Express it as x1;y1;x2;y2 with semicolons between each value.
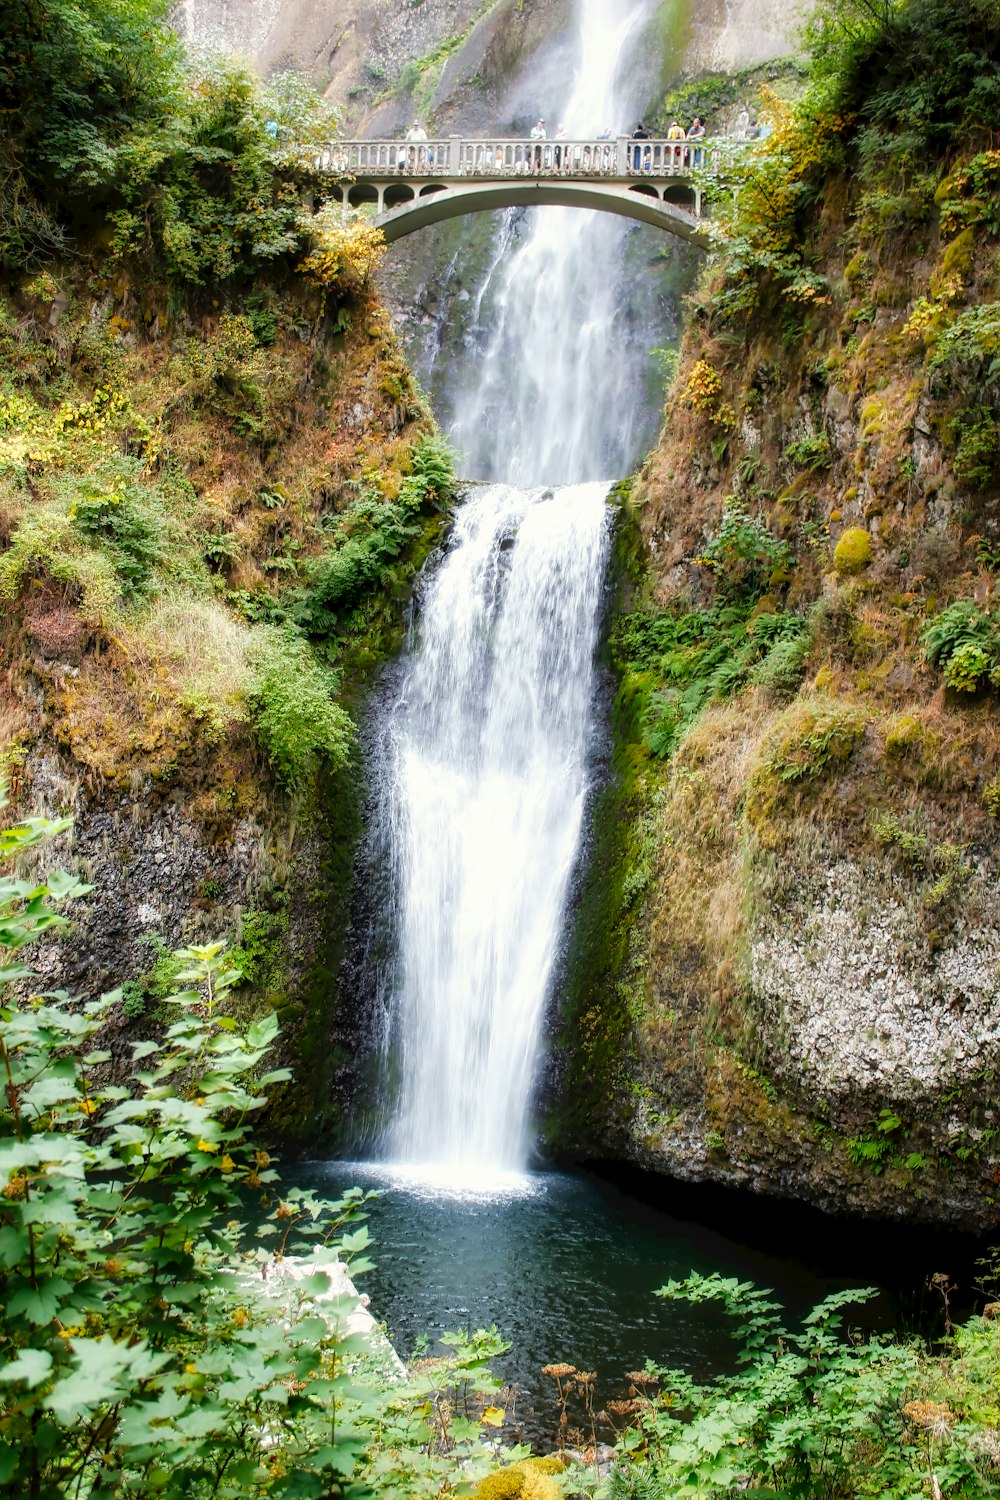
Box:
182;0;806;131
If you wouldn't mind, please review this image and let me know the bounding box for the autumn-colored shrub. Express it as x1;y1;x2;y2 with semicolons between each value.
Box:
298;204;387;291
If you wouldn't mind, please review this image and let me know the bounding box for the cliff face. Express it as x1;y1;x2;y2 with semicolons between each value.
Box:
183;0;805;134
552;8;1000;1231
1;262;448;1144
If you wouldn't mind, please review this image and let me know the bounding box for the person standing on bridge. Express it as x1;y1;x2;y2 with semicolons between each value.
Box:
530;118;546;172
405;120;428;172
631;121;650;171
666;119;685;169
686;116;706;168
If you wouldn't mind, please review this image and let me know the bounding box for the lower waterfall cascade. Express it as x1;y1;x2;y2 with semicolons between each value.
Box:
380;482;611;1181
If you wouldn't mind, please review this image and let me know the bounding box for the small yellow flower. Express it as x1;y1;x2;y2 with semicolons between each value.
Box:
78;1099;97;1116
220;1155;235;1172
196;1138;219;1153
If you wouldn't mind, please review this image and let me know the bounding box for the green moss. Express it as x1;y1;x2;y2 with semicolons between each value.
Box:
472;1458;564;1500
833;527;873;574
937;226;975;285
844;252;873;286
747;698;867;832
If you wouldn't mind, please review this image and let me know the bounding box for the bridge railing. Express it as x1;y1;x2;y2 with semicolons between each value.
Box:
318;137;718;180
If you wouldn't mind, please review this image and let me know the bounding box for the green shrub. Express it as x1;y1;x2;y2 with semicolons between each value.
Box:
68;470;166;599
930;301;1000;385
248;627;353;790
785;433;833;472
0;789;517;1499
614;604;807;759
749;629;811;694
950;408;1000;491
119;978;147;1018
921;600;1000;692
398;433;460;510
698;501;794;601
847;1109;902;1173
1;4;339;283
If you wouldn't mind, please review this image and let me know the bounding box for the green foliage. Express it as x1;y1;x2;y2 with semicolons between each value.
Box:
948;409;1000;492
0;2;339;282
0;0;180;191
67;466;166;599
650;62;805;138
649;346;680;397
119;978;147;1019
873;810;974;917
601;1271;999;1499
248;628;353;790
0;790;520;1497
705;0;1000;325
810;0;1000;150
283;446;456;638
614;604;808;759
751;700;867;812
697;502;794;601
936;151;1000;239
398;432;460;511
846;1109;903;1172
785;432;833;471
748;629;811;695
921;601;1000;693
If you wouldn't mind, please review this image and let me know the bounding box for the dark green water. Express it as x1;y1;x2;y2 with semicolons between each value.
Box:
298;1162;955;1444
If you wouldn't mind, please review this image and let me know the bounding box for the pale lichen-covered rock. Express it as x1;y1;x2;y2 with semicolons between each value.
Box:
751;860;1000;1100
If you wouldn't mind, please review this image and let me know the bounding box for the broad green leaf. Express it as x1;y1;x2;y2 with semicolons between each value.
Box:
0;1348;54;1387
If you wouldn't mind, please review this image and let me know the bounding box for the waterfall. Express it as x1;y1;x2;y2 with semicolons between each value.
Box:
375;0;659;1181
385;485;609;1180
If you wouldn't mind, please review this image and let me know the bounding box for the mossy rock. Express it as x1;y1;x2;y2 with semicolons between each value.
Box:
834;527;873;575
472;1457;564;1500
936;227;975;288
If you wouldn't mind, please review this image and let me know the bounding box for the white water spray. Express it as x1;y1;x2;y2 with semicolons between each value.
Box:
379;0;658;1180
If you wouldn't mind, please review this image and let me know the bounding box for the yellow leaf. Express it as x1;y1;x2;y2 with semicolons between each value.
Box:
481;1406;505;1428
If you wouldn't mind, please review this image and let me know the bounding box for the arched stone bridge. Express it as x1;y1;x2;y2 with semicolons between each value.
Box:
319;137;715;248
